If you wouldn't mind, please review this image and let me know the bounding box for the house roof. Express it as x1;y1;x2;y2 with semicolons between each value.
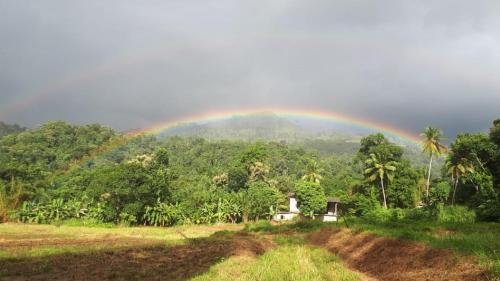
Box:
327;197;341;203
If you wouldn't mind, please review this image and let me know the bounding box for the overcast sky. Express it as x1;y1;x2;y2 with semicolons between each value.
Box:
1;0;499;137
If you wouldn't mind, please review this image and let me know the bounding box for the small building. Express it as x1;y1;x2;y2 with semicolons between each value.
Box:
273;192;299;221
316;197;340;222
273;194;341;222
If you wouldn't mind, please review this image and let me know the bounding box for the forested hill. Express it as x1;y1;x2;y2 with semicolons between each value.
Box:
0;121;26;138
162;113;314;142
1;119;499;225
159;114;429;166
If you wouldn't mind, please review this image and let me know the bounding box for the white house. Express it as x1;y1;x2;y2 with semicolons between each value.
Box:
316;197;340;222
273;192;300;221
273;193;340;222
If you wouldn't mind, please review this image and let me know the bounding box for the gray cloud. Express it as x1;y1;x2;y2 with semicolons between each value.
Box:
0;0;499;136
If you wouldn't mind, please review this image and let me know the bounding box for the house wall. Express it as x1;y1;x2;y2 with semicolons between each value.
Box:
273;213;298;221
289;197;299;213
317;214;337;222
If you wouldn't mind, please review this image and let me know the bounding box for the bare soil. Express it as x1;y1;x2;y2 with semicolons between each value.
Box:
308;228;490;281
0;232;273;281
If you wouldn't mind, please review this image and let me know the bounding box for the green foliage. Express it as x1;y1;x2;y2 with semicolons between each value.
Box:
436;204;476;223
0;121;25;138
362;207;406;223
143;202;182;226
358;133;403;162
246;181;282;220
13;199;91;224
294;181;326;217
2;118;500;226
429;181;451;205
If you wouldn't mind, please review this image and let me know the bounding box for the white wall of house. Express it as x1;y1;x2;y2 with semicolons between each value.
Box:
273;213;298;221
289;197;299;213
318;214;337;222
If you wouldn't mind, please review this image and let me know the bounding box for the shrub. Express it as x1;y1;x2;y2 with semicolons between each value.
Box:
429;181;451;206
143;202;183;226
363;207;392;223
404;207;433;221
119;212;137;226
391;208;406;221
436;204;476;223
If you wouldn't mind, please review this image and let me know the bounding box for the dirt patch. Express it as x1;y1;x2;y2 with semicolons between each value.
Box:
0;237;161;249
308;228;489;281
0;233;273;281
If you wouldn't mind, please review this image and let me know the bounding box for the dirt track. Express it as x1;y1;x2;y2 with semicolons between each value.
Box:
308;228;489;281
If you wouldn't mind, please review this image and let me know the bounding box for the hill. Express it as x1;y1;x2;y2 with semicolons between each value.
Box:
0;121;26;138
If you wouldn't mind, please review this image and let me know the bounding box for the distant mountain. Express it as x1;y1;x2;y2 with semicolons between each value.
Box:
161;113;315;142
157;113;431;166
0;121;26;138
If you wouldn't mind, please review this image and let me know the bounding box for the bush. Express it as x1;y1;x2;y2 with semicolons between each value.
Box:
404;207;434;221
362;207;407;223
391;208;406;221
363;207;392;223
436;204;476;223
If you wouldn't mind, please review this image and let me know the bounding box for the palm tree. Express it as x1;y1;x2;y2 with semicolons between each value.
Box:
447;157;474;205
421;127;447;200
364;153;397;209
302;160;323;183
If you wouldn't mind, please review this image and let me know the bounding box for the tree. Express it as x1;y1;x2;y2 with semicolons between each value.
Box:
302;160;323;183
364;153;397;209
421;127;447;200
294;181;326;217
358;133;403;162
249;161;269;182
446;157;475;205
246;181;281;220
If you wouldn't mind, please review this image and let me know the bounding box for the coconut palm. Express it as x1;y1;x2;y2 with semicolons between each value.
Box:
421;127;447;200
364;153;398;209
447;157;474;205
302;160;323;183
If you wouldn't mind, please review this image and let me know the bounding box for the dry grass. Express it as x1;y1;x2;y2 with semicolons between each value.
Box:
308;228;491;281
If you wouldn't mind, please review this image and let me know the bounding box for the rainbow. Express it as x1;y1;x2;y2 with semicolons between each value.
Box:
48;107;421;178
133;108;421;143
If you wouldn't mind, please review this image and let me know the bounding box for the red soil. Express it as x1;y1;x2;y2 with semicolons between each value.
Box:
308;228;490;281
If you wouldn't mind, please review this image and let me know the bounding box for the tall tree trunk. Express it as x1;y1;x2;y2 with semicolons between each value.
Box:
380;177;387;209
426;154;433;200
452;176;459;205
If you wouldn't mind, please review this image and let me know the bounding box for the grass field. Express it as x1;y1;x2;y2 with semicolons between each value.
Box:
0;220;498;281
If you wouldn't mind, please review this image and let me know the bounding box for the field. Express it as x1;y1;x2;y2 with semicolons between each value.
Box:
0;221;498;281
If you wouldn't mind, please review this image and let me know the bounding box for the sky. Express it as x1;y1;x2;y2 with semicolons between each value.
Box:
1;0;499;137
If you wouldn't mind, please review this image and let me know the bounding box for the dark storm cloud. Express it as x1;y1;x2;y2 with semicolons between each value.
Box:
0;0;499;136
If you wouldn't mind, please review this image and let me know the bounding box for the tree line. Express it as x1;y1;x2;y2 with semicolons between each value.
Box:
0;119;499;225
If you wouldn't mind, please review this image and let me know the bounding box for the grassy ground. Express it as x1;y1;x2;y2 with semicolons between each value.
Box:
191;235;360;281
1;220;498;280
245;219;500;279
0;222;242;259
0;222;359;281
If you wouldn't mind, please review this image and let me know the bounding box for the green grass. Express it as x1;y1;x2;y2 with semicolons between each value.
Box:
0;222;243;259
191;243;359;281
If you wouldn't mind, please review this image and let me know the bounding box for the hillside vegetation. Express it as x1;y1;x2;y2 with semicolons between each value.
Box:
0;118;499;226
